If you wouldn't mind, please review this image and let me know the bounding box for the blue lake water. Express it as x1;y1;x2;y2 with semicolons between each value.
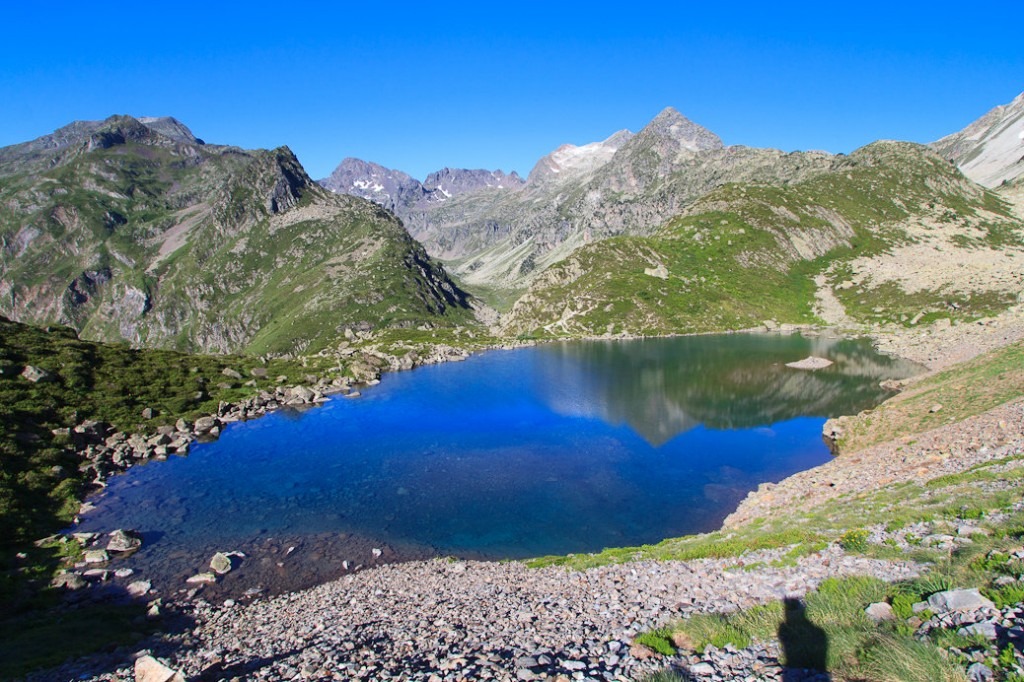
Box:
75;333;921;596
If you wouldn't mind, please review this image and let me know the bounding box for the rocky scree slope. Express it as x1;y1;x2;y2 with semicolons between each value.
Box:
501;141;1024;337
0;115;476;354
931;90;1024;188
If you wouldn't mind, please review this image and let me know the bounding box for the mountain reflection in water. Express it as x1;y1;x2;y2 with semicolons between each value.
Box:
72;333;922;595
533;333;921;446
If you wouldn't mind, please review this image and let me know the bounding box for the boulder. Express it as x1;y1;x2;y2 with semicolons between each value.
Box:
221;367;243;380
106;529;142;553
967;662;994;682
959;621;998;640
927;588;995;613
141;407;155;419
865;602;896;621
52;572;87;590
83;549;109;564
193;416;219;434
127;580;152;597
785;356;834;370
285;385;315;404
250;367;268;378
186;572;217;584
210;552;233;574
134;656;185;682
21;365;56;383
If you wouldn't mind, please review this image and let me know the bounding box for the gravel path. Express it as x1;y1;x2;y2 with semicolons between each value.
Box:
48;549;916;682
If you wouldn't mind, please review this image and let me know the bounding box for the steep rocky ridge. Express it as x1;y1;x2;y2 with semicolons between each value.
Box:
320;108;841;299
502;141;1024;337
0;116;475;354
931;90;1024;188
319;158;523;215
410;108;840;294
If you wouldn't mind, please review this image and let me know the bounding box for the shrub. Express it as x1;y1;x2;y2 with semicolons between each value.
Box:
839;528;870;553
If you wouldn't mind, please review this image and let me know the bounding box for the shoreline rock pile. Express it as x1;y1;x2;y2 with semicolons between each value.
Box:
48;547;917;682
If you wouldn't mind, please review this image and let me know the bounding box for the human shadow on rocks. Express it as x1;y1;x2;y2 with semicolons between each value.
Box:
779;597;831;681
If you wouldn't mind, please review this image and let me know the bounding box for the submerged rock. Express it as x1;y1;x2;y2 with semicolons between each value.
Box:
210;552;233;574
785;356;833;370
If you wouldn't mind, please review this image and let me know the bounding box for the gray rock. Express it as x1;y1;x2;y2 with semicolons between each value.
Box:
186;572;217;584
141;407;154;419
127;580;152;597
865;602;896;621
106;528;142;553
210;552;233;574
928;588;995;613
785;356;834;370
958;621;998;640
83;549;109;564
285;385;316;403
52;572;87;590
21;365;55;383
193;416;219;434
250;367;268;378
134;655;185;682
689;662;716;675
967;662;994;682
222;367;243;380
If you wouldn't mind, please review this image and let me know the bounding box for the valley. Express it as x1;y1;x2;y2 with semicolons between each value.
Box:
1;88;1023;682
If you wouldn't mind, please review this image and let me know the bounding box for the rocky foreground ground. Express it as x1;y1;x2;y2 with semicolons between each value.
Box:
43;549;916;682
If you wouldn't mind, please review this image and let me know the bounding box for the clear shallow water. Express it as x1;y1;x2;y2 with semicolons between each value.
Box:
75;333;920;595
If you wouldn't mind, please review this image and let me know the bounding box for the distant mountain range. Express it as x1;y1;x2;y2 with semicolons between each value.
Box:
1;91;1021;352
321;107;840;294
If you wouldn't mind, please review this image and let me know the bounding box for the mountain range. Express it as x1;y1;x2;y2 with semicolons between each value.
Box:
1;92;1021;353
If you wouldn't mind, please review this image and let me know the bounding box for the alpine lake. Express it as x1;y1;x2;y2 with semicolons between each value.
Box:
74;333;922;599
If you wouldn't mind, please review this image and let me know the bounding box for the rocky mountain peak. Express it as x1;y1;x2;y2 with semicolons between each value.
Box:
137;116;204;145
633;106;723;153
526;129;634;184
423;168;524;196
931;90;1024;188
319;158;423;213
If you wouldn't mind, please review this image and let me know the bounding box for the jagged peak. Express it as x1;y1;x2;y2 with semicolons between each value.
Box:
137;116;203;144
632;106;723;153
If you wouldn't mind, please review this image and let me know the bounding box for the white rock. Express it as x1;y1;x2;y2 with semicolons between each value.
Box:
134;655;185;682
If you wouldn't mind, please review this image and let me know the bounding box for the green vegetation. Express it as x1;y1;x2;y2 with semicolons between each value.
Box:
0;317;340;595
0;602;154;679
834;340;1024;452
504;142;1021;337
641;520;1024;681
0;116;477;356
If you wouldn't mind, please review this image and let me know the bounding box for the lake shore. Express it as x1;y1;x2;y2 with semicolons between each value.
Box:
27;306;1024;681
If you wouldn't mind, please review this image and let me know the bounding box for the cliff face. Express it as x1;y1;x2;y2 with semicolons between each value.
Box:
0;116;476;354
931;91;1024;188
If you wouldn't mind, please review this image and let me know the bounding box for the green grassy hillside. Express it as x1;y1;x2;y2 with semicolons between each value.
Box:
502;142;1022;337
0;116;476;354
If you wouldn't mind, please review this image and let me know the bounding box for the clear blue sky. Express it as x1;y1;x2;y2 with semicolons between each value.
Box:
1;2;1021;181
